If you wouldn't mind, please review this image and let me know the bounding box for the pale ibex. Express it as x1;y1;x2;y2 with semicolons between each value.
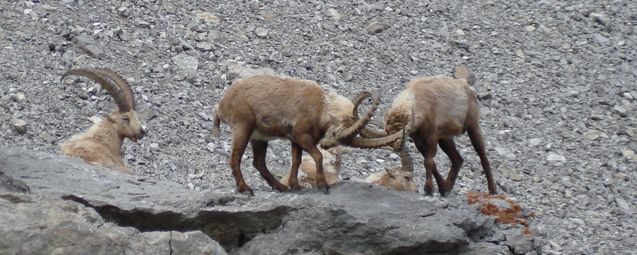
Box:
365;129;417;192
59;68;145;174
280;146;346;188
212;75;405;195
356;65;496;195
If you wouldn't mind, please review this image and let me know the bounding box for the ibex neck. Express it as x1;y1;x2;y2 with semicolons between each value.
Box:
86;118;124;153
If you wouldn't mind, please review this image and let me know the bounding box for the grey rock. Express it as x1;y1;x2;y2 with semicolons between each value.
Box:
224;61;275;81
593;33;610;46
73;35;105;58
528;138;542;147
622;149;637;161
0;172;30;193
546;152;566;162
196;42;214;51
11;91;26;102
366;20;390;34
506;231;537;255
590;13;610;26
254;27;268;38
583;130;608;140
496;147;516;159
1;147;503;255
172;53;199;76
326;8;342;22
613;105;629;117
11;119;27;134
615;197;631;214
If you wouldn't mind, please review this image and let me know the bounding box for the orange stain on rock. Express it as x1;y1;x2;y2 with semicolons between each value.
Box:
466;191;534;235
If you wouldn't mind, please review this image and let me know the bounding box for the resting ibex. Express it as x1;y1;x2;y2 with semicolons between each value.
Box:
284;126;416;192
280;146;345;188
59;68;145;174
365;130;417;192
358;65;497;195
212;75;405;195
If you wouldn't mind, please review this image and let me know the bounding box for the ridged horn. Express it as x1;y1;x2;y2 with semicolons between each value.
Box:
352;91;388;138
394;123;414;173
336;93;380;140
93;68;136;110
401;108;415;173
348;128;404;149
61;68;131;112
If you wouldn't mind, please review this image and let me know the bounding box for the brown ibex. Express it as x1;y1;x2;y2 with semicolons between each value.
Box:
356;65;496;195
212;75;405;195
59;68;145;174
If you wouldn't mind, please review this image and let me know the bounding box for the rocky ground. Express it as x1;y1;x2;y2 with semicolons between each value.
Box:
0;0;635;254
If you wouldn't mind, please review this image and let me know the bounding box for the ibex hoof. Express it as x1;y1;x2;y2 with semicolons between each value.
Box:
273;183;290;192
287;183;302;191
237;185;255;196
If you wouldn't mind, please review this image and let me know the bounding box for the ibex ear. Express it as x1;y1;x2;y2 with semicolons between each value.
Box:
384;168;395;178
106;112;118;122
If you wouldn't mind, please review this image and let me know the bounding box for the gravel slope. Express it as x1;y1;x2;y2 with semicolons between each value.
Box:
1;0;635;254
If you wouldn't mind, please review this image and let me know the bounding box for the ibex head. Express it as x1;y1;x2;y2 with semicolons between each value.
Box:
320;91;406;150
62;68;146;142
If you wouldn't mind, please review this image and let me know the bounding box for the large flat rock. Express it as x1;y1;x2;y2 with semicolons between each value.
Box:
0;147;508;254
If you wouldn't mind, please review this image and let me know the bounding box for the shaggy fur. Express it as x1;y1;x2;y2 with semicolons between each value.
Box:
59;68;145;174
213;75;402;195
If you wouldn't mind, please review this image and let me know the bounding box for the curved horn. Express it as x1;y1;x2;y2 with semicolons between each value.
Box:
351;91;372;121
400;108;416;173
61;68;131;112
352;91;388;138
348;128;404;148
336;94;380;140
93;68;136;110
399;148;414;173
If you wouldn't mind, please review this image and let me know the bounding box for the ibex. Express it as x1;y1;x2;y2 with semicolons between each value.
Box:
365;130;417;192
59;68;145;174
212;75;405;195
357;65;497;195
280;146;345;188
285;127;417;192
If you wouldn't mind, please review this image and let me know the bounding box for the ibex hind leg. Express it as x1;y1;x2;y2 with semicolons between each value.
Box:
438;138;464;195
251;140;289;192
286;143;303;191
466;124;497;195
296;135;329;194
230;124;254;196
415;137;446;196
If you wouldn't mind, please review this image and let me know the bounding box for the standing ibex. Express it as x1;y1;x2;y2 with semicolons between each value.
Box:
59;68;145;174
357;65;497;195
212;75;405;195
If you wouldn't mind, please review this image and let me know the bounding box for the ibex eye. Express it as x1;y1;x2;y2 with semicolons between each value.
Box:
122;116;130;122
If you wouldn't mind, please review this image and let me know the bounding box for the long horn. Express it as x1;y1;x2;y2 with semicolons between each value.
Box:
401;109;415;172
93;68;136;110
399;148;414;173
351;91;372;117
61;68;131;112
348;129;404;148
336;95;380;140
352;91;388;138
